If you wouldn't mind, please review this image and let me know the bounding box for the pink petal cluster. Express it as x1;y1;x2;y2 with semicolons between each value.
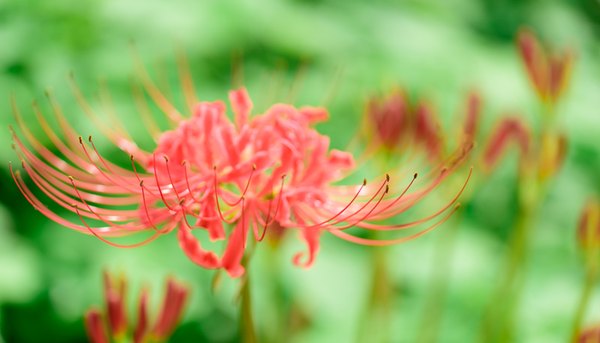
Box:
10;65;472;278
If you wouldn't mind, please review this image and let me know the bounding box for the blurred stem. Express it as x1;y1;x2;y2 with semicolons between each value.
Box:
240;257;257;343
570;264;597;343
415;212;462;343
500;100;556;341
477;186;535;343
496;217;532;342
355;246;393;343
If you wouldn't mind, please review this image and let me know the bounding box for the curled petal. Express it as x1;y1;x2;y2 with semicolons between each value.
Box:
177;224;220;269
298;106;329;124
328;150;355;170
292;226;322;269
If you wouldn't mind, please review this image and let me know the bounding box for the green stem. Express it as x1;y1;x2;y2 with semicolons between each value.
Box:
415;214;461;343
477;195;534;343
570;265;597;343
355;247;393;343
240;257;257;343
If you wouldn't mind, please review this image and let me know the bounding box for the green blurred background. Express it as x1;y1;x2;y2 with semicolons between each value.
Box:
1;0;600;342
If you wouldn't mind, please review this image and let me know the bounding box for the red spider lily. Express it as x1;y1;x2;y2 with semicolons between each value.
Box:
517;27;573;104
481;114;567;180
365;89;411;151
481;117;531;172
579;324;600;343
364;90;445;162
85;272;189;343
9;52;473;278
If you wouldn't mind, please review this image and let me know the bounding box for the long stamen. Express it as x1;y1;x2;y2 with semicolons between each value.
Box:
357;167;473;230
152;154;177;212
329;184;390;230
88;136;137;181
221;164;256;207
262;174;286;227
256;174;286;242
288;176;389;229
329;203;460;246
349;172;418;221
10;163;118;234
212;166;241;224
308;178;368;227
367;166;470;221
181;161;202;203
163;155;181;202
15;148;139;207
68;176;139;231
78;136;137;192
129;43;185;123
140;180;173;234
72;204;166;248
179;200;204;230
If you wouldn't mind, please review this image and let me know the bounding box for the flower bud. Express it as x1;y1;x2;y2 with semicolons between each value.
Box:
365;89;410;150
517;27;573;104
84;309;110;343
85;272;190;343
481;117;531;172
103;271;128;338
460;91;482;144
152;278;190;341
577;198;600;252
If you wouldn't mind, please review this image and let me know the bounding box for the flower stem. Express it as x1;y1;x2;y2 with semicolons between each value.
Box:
240;257;257;343
477;190;535;343
570;265;597;343
415;213;462;343
355;246;393;343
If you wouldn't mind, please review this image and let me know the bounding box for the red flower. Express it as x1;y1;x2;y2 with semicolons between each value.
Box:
517;27;573;103
85;272;189;343
10;54;472;277
365;90;446;162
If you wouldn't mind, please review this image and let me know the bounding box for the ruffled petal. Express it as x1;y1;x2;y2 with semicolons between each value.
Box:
177;224;220;269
